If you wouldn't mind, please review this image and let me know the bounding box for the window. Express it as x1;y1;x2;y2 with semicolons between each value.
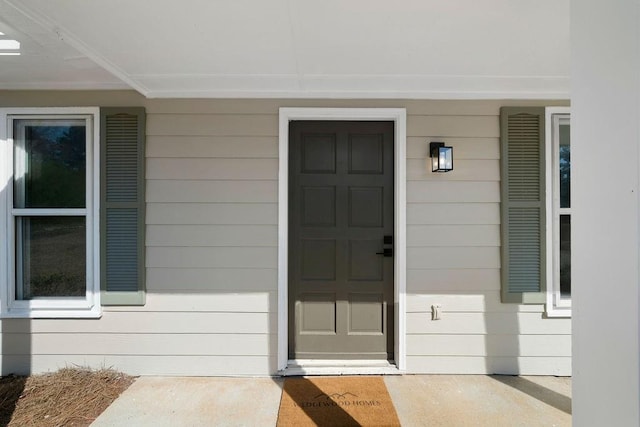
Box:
1;108;100;317
546;107;571;316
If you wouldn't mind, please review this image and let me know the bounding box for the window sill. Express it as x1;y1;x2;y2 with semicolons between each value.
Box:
1;305;102;319
546;305;572;318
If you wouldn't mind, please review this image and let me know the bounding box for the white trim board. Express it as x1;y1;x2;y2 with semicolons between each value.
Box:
545;106;572;318
277;107;407;373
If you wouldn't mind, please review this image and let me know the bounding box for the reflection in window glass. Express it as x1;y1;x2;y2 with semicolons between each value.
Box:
559;124;570;209
559;215;571;298
13;120;86;208
15;216;86;299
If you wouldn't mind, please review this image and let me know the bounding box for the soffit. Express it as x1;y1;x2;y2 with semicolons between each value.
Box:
0;2;129;90
1;0;570;99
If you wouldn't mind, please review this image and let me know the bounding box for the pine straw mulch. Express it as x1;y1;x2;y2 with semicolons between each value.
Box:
0;367;135;427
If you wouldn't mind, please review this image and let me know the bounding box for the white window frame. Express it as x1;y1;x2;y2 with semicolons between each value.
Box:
0;107;101;318
545;107;571;317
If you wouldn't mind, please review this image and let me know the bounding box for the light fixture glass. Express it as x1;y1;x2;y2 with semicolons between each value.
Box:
430;142;453;172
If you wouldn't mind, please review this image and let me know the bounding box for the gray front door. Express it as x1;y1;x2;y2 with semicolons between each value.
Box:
288;121;394;361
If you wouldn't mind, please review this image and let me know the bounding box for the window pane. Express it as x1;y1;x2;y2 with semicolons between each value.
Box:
13;120;86;208
559;214;571;298
16;216;86;299
559;123;570;208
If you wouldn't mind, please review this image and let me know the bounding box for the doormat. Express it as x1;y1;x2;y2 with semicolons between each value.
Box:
276;376;401;427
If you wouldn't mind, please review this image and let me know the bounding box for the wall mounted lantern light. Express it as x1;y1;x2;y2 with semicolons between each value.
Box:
430;142;453;172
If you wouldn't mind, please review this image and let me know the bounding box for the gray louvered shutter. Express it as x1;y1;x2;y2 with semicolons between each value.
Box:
500;107;546;303
100;107;145;305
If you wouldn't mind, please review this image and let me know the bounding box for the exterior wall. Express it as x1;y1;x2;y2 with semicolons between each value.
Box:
403;101;569;375
0;92;569;376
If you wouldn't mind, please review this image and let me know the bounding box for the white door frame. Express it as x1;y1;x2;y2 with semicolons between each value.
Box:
277;107;407;372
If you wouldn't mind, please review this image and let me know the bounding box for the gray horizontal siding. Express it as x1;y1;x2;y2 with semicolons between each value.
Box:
2;355;273;377
147;180;277;203
147;136;277;158
146;268;277;292
146;203;277;225
405;100;570;375
0;92;570;376
2;311;276;334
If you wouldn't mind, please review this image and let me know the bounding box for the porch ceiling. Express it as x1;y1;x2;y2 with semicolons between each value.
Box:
0;0;569;99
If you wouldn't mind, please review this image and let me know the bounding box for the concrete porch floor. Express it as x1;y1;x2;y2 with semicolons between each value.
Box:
91;375;571;426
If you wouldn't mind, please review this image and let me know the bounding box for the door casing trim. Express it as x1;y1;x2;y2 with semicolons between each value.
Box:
277;107;407;372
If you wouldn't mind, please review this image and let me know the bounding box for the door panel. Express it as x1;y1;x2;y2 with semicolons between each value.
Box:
349;134;384;174
349;293;384;334
301;239;336;280
289;121;394;360
300;293;336;334
300;133;336;174
302;186;336;226
349;187;383;227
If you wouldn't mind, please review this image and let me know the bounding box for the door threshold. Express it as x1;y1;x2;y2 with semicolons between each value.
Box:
280;359;402;376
